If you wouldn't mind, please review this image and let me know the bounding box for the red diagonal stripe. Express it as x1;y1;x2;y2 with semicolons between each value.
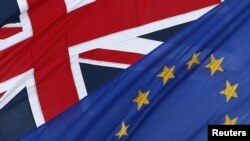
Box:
0;92;5;98
0;27;22;39
79;49;144;64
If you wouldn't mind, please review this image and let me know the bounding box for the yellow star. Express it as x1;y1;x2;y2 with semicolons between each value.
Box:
204;55;224;76
116;122;129;139
220;80;238;102
224;114;238;125
187;52;201;70
133;90;150;110
157;66;175;85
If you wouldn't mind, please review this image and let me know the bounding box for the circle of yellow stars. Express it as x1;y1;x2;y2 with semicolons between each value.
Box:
115;52;240;139
187;52;239;125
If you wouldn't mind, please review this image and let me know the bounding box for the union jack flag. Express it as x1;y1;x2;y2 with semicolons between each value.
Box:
0;0;221;140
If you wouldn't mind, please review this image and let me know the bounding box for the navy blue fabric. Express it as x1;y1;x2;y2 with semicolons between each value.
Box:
19;0;250;141
139;22;191;42
80;63;124;94
0;89;36;141
0;0;20;27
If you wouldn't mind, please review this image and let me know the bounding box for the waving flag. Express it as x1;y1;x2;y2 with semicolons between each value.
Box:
0;0;221;140
20;0;250;140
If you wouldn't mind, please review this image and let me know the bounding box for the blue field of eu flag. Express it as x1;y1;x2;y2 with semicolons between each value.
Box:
20;0;250;140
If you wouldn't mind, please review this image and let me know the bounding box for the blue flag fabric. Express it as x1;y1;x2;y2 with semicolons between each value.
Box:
20;0;250;140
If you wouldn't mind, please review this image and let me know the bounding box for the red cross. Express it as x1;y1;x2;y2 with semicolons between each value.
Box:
0;0;220;121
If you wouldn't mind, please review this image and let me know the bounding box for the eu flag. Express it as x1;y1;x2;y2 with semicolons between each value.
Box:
20;0;250;140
